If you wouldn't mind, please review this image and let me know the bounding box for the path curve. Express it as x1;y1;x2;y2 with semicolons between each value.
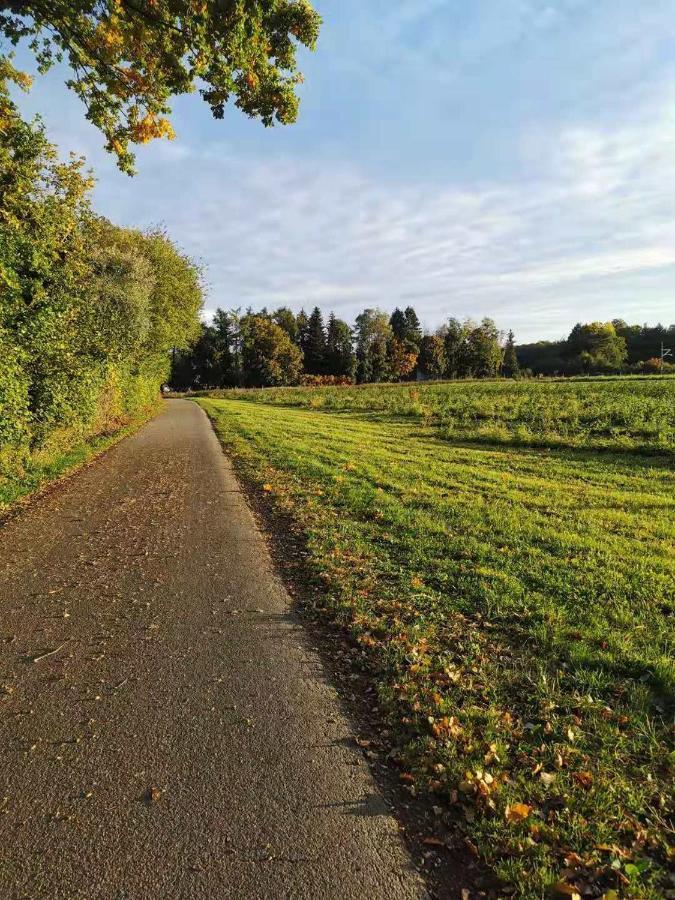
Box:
0;400;426;900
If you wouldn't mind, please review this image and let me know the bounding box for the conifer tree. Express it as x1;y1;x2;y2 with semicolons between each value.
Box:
502;330;520;378
304;306;326;374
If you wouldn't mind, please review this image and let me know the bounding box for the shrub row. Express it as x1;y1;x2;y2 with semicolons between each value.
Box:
0;66;202;481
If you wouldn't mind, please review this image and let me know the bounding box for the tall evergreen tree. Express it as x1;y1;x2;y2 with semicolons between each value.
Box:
304;306;327;374
325;314;356;379
389;308;407;342
502;330;520;378
403;306;423;347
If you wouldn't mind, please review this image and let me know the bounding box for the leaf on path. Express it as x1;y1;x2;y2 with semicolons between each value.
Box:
421;836;446;848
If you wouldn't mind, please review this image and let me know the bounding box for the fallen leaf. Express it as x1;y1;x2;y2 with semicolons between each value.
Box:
506;802;531;823
421;836;445;848
572;771;593;789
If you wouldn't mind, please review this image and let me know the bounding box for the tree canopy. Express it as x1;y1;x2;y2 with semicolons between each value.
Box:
0;0;321;172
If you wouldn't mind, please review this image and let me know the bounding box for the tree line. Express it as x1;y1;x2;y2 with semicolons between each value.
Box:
171;306;518;389
0;64;202;477
172;309;674;390
519;321;675;376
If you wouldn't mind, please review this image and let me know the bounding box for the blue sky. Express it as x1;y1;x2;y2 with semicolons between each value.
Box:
12;0;675;341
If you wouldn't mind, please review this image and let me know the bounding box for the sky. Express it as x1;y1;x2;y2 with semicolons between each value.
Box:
12;0;675;341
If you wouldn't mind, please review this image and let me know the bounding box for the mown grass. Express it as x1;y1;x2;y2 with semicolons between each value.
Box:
206;375;675;455
198;382;674;899
0;407;159;514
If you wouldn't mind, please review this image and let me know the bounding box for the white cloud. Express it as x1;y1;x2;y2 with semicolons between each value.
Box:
88;99;675;340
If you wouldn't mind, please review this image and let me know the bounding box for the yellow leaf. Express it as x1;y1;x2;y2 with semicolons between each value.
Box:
506;802;531;823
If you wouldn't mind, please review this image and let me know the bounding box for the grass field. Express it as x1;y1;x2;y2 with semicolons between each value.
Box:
197;378;674;898
205;375;675;455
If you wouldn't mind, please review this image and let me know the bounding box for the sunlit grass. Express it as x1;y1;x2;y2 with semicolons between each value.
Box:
199;388;674;899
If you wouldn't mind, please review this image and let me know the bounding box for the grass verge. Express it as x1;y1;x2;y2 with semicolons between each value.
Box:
0;405;160;515
198;396;674;900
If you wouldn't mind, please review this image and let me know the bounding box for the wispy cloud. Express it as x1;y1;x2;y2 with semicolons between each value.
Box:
13;1;675;340
86;96;675;339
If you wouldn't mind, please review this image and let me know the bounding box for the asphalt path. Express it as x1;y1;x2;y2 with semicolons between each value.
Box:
0;400;427;899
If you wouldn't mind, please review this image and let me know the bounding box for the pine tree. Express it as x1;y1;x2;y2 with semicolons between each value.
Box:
403;306;422;347
304;306;326;374
325;314;356;379
502;330;520;378
389;308;407;342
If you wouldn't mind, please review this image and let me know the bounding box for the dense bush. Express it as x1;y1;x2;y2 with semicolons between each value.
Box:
0;65;202;480
300;374;354;387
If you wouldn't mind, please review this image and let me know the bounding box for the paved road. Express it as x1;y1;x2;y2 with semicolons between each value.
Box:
0;400;426;900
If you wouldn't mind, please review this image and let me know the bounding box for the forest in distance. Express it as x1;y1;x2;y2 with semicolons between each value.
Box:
170;305;675;390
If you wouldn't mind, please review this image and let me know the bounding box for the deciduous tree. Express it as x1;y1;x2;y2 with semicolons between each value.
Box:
0;0;321;171
418;334;445;380
241;315;302;387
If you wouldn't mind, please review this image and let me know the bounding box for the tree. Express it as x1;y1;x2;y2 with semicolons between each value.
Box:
566;322;627;373
0;0;321;172
502;330;520;378
390;306;422;349
1;67;203;462
442;318;471;378
325;314;355;380
389;308;407;342
353;309;392;383
273;307;298;344
467;318;503;377
387;338;418;381
418;335;445;380
304;306;326;374
403;306;423;348
241;316;302;387
296;308;310;352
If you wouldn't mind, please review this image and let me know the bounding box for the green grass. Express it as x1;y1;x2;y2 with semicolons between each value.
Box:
198;380;674;899
205;375;675;455
0;407;158;514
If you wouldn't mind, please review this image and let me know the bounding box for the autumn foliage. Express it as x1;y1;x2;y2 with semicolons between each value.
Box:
0;0;321;171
